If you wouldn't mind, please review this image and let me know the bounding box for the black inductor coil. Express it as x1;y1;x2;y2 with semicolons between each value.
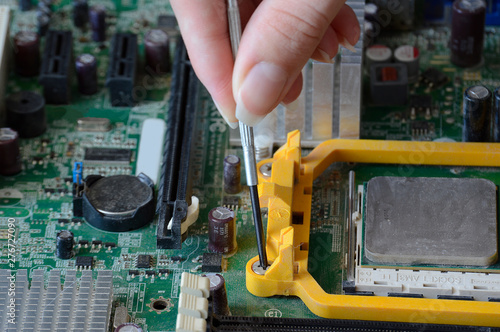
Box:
208;207;237;256
73;0;89;28
6;91;47;138
493;88;500;142
462;85;492;142
14;31;40;77
89;5;106;42
451;0;486;67
56;230;74;259
0;128;22;176
223;155;241;194
76;54;98;95
203;273;230;316
144;29;171;74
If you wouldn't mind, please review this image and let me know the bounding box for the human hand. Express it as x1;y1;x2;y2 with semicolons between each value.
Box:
171;0;360;127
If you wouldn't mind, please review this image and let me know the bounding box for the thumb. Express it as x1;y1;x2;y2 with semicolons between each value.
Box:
233;0;350;126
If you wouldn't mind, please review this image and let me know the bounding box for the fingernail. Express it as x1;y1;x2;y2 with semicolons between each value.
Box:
318;49;335;64
222;114;239;129
235;62;288;126
235;99;266;126
283;98;299;112
338;35;357;53
213;98;238;129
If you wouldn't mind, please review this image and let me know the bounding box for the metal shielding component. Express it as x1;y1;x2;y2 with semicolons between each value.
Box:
77;117;111;132
364;176;498;266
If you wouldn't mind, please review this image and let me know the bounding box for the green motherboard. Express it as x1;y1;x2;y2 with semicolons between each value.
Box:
2;0;500;331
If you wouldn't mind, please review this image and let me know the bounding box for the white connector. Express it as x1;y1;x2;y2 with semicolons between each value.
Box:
178;293;209;319
0;6;10;124
176;313;207;332
135;118;167;184
177;273;210;332
180;272;210;298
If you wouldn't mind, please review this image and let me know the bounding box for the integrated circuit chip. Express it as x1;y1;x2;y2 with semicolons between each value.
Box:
364;177;498;266
75;256;93;269
202;252;223;273
136;254;152;268
84;148;131;164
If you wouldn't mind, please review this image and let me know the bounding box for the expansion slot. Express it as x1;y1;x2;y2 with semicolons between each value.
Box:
156;38;199;249
211;316;500;332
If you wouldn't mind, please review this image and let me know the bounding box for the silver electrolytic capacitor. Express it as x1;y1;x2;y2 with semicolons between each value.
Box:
89;5;106;42
462;85;491;142
223;155;241;194
56;230;74;259
144;29;171;74
76;54;98;95
208;207;237;256
493;87;500;142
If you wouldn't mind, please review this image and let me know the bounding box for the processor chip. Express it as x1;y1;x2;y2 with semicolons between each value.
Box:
364;177;498;266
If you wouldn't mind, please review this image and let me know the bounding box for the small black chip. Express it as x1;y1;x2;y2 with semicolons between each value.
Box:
411;121;430;131
84;148;131;164
78;240;89;246
421;67;448;89
104;242;116;248
58;218;70;224
75;256;93;268
158;269;170;275
409;95;432;110
201;253;223;273
136;254;152;268
158;14;177;29
171;256;183;262
71;218;82;224
145;270;155;276
222;196;240;207
129;270;139;276
92;240;102;246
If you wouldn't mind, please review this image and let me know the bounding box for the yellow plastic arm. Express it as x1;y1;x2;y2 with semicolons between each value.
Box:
246;130;500;326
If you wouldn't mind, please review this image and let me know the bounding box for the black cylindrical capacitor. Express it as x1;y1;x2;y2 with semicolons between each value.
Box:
13;31;40;77
6;91;46;138
223;155;241;194
89;5;106;42
208;207;237;256
56;230;74;259
144;29;170;74
19;0;31;11
462;85;491;142
73;0;89;28
451;0;486;67
202;273;230;316
493;88;500;142
0;128;22;176
76;54;98;95
37;14;50;36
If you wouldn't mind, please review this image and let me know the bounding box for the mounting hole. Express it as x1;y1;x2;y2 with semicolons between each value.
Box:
21;99;29;104
152;299;168;311
176;207;183;212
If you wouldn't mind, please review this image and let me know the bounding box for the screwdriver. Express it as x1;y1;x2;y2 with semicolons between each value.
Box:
227;0;268;269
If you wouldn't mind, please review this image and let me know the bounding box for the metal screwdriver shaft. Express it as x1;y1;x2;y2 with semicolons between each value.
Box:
227;0;268;269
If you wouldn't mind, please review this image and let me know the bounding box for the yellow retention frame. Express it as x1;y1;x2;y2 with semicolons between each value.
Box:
246;130;500;327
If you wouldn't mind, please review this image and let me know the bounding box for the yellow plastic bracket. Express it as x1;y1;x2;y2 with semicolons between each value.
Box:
246;130;500;326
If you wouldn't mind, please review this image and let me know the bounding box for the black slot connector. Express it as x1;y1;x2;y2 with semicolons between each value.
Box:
210;315;500;331
106;33;137;106
156;38;198;249
39;30;73;104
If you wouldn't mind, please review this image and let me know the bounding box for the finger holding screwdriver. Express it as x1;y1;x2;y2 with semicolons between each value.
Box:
171;0;360;127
